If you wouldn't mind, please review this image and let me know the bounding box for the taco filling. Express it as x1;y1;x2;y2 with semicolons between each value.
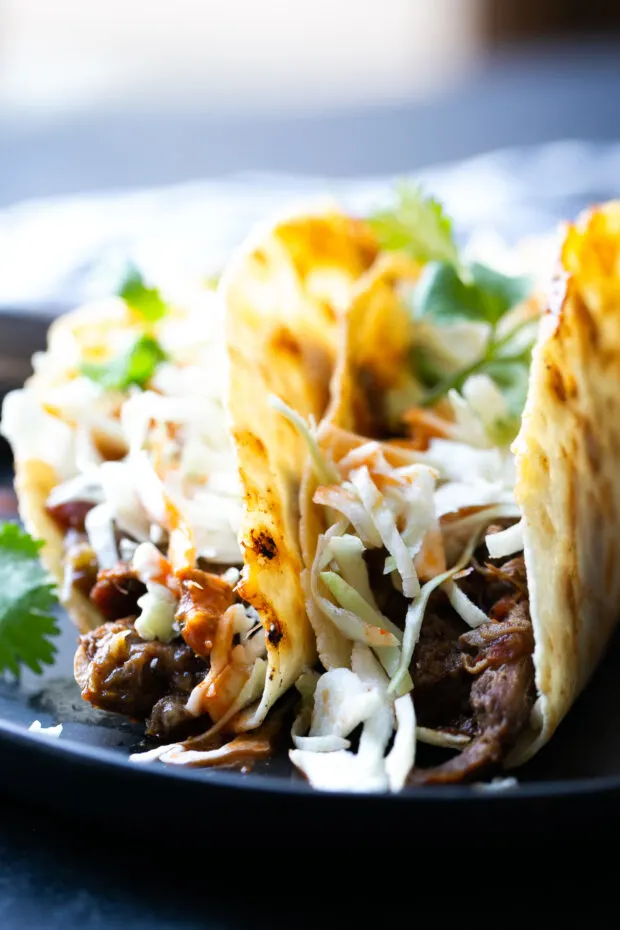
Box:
2;278;269;741
2;209;377;757
287;406;539;790
283;188;550;791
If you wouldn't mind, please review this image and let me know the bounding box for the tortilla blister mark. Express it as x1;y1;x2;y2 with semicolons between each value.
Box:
299;253;420;671
221;208;378;730
510;201;620;764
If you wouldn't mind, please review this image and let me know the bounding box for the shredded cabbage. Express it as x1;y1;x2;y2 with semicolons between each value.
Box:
385;695;416;792
444;579;488;628
290;646;416;793
486;519;524;559
134;583;177;642
28;720;63;737
389;527;483;694
328;534;379;609
46;473;103;508
320;572;401;645
303;666;383;739
416;726;470;748
350;465;421;598
84;503;118;570
269;394;338;485
313;485;382;547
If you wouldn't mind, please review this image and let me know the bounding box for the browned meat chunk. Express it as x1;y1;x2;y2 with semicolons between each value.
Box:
46;499;95;532
410;599;534;785
412;605;473;733
89;563;146;621
74;619;208;735
460;599;533;673
146;694;199;740
176;568;236;657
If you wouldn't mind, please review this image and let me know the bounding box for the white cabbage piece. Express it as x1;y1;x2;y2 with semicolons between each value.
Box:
350;465;421;599
444;579;488;629
134;582;177;643
486;519;524;559
84;503;118;570
28;720;63;738
290;646;417;793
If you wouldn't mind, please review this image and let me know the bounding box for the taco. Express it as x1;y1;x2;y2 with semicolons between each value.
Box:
282;195;620;791
1;208;375;756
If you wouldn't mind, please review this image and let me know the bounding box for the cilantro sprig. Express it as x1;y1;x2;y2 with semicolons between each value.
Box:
79;334;167;392
0;523;60;677
118;265;169;323
368;181;460;268
368;182;536;420
78;265;169;392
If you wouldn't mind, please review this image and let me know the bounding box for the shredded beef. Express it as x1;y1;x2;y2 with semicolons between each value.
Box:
412;605;473;733
75;619;208;737
89;563;146;621
146;694;199;740
410;651;534;785
410;549;535;785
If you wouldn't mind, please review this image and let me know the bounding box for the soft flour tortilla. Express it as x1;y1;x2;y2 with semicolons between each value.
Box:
300;201;620;768
299;252;420;670
511;201;620;763
219;207;377;728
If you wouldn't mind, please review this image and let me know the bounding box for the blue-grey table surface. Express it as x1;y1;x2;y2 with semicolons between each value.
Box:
2;38;620;927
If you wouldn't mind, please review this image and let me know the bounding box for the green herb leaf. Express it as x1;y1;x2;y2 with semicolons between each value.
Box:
415;262;487;325
0;523;60;676
468;263;532;325
367;182;460;267
80;334;167;392
414;261;532;327
118;266;168;322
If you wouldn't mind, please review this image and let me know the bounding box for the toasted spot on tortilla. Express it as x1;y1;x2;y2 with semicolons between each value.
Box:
271;327;302;359
249;529;277;561
546;362;567;403
267;621;283;646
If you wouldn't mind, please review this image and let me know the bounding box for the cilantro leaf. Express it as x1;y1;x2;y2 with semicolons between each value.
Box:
368;182;460;267
414;261;532;327
468;263;532;324
414;262;486;325
118;265;168;322
0;523;60;676
80;334;167;392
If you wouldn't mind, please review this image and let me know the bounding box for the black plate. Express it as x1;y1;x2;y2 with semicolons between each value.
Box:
4;148;620;836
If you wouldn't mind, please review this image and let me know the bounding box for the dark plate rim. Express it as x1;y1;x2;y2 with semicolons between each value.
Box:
2;715;620;804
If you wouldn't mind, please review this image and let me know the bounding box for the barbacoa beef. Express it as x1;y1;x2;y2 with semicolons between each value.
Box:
75;567;238;739
410;553;536;784
74;619;208;739
89;563;147;621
